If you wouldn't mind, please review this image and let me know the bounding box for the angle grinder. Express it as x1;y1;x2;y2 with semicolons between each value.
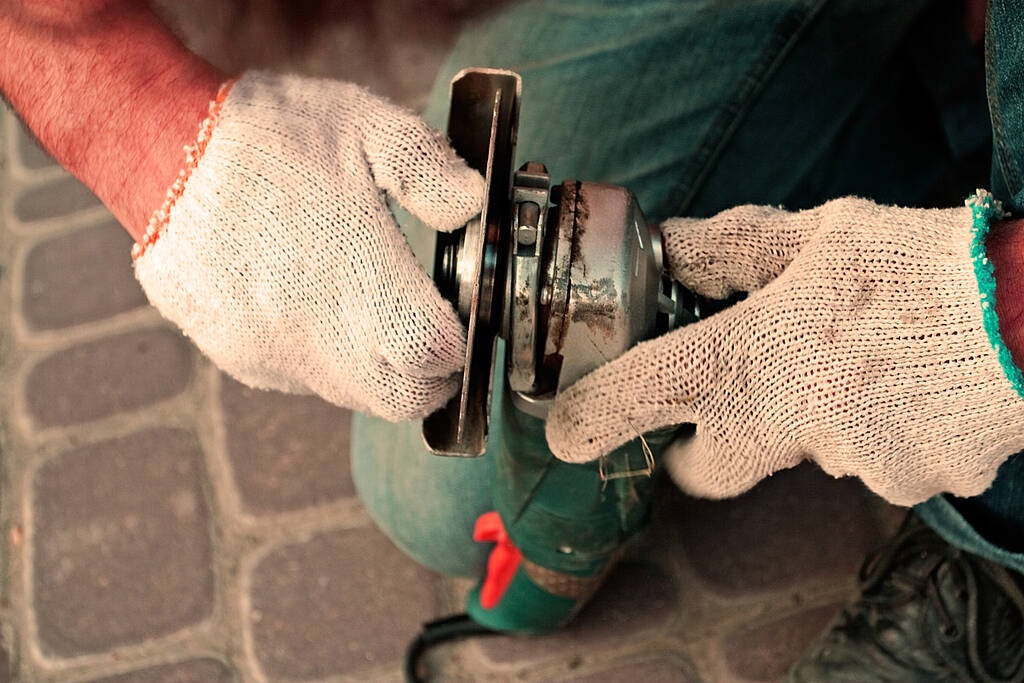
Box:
420;68;718;635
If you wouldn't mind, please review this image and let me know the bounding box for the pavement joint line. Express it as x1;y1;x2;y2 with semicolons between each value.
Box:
3;205;112;240
9;309;174;355
9;361;200;444
8;319;198;371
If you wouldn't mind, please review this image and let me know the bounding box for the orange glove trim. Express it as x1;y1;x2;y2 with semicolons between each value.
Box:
133;79;234;260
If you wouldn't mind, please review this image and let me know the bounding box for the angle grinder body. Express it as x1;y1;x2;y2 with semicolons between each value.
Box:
421;69;709;633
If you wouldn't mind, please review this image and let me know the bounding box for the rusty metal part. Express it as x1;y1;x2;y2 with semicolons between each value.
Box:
508;179;677;420
552;181;663;393
507;162;552;395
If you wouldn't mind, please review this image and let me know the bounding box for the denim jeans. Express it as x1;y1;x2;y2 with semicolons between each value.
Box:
352;0;1024;576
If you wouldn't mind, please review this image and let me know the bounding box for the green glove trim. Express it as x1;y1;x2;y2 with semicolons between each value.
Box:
968;189;1024;398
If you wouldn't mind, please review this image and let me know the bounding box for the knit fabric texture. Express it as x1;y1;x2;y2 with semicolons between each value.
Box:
547;195;1024;506
135;71;483;421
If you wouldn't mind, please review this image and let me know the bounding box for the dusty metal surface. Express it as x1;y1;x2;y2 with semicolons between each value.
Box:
551;181;663;392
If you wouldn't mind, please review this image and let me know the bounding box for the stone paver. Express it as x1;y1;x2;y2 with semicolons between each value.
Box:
0;16;906;682
249;528;439;679
22;220;146;330
24;328;193;428
86;659;235;683
32;429;214;657
721;604;843;681
12;176;102;225
672;464;900;596
220;377;354;515
564;658;701;683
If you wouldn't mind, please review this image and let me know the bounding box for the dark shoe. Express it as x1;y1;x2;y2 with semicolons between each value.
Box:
787;513;1024;682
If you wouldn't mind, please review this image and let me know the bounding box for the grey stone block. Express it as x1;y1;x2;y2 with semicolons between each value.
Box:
670;463;891;596
220;376;354;515
564;657;700;683
32;429;215;657
25;328;192;427
721;603;841;681
12;176;101;223
0;634;9;683
22;220;146;330
249;527;439;679
13;124;56;171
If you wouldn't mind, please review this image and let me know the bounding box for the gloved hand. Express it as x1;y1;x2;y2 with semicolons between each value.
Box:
134;72;484;421
547;193;1024;506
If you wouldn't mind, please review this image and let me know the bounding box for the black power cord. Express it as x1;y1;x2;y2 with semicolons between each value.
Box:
404;613;499;683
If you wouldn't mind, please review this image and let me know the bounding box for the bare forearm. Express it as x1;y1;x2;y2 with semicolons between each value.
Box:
0;1;225;239
989;217;1024;368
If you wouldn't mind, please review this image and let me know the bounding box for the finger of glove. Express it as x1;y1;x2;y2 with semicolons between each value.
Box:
661;204;820;298
361;101;485;233
218;287;462;421
361;212;468;378
243;345;461;422
213;74;482;232
545;327;710;463
662;430;774;499
344;359;462;422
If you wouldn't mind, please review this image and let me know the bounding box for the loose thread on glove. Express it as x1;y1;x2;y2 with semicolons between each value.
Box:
598;419;655;486
582;337;656;484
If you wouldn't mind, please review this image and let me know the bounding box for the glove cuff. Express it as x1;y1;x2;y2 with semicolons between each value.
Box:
133;79;235;260
968;189;1024;398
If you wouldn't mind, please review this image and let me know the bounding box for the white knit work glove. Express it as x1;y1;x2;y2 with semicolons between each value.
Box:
546;193;1024;506
134;72;484;421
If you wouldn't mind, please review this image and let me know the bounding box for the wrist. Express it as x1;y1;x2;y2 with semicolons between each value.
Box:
988;217;1024;369
0;3;225;239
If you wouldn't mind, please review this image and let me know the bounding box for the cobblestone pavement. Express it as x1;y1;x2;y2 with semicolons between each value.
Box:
0;62;905;683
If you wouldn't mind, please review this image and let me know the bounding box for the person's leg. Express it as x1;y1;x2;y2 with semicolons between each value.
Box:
357;0;857;577
917;462;1024;571
350;416;495;577
422;0;972;220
